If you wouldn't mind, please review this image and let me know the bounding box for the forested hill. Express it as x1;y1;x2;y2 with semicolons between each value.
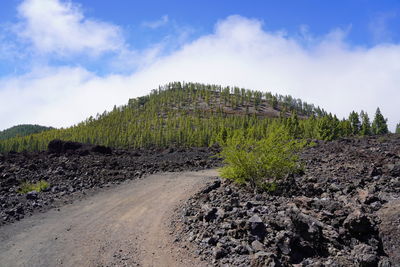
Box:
0;82;384;152
0;124;53;141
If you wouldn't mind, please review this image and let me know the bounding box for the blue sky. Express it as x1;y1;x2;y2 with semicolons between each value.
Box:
2;0;399;51
82;0;400;46
0;0;400;130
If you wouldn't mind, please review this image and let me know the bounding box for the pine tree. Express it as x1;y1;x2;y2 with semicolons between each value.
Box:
270;96;278;110
302;114;317;139
316;114;339;141
348;111;361;135
360;111;371;136
339;119;352;137
285;111;302;138
371;108;389;135
396;123;400;134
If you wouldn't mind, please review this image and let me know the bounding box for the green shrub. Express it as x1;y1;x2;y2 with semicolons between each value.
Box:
18;180;49;194
218;126;306;189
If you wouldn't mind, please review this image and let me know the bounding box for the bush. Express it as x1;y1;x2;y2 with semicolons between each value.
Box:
18;180;49;194
218;126;306;189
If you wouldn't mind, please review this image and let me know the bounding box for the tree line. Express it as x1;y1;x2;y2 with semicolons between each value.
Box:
0;82;390;152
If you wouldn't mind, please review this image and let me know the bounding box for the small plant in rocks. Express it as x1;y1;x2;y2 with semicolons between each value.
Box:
18;180;49;194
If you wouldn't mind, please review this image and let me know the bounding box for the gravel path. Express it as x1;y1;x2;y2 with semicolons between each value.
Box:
0;169;218;267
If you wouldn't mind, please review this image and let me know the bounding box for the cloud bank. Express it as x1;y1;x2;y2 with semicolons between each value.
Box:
1;0;400;131
16;0;124;56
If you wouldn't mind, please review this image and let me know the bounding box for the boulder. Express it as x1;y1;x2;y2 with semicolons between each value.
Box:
248;215;266;240
377;200;400;265
203;206;218;222
352;244;379;267
48;139;64;153
48;139;82;154
213;247;227;259
343;210;375;240
26;191;38;200
385;163;400;177
251;240;265;252
251;252;278;267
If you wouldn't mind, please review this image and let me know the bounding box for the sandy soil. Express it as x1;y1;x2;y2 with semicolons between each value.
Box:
0;170;218;267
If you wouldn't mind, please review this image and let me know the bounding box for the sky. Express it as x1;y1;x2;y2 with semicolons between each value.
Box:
0;0;400;131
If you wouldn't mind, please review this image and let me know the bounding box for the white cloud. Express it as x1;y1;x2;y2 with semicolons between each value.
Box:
0;66;135;128
16;0;124;56
142;15;169;29
1;15;400;131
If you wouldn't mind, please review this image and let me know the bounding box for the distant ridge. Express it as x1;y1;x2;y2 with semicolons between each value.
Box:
0;124;54;141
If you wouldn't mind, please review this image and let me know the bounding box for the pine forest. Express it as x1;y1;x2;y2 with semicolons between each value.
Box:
0;82;388;152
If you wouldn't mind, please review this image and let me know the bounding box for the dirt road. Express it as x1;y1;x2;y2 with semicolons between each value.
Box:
0;170;218;267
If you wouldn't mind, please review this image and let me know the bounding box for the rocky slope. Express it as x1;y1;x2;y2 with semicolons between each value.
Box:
175;135;400;266
0;140;221;226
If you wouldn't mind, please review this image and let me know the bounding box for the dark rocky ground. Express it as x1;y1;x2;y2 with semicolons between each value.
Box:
174;135;400;266
0;140;221;226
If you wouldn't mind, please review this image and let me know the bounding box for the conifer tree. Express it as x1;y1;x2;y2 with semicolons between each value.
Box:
316;114;339;141
270;96;278;109
371;107;389;135
360;111;371;136
302;114;317;139
286;111;302;138
396;123;400;134
339;119;352;137
348;111;361;135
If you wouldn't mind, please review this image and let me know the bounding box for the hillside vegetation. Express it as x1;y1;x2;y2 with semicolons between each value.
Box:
0;124;53;141
0;82;387;152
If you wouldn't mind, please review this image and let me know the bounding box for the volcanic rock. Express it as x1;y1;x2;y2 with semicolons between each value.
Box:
174;135;400;266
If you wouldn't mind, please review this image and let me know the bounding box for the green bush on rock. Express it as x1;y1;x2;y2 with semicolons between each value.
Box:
218;126;306;189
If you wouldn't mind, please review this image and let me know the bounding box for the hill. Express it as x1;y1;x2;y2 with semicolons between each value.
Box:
0;82;365;152
0;124;53;141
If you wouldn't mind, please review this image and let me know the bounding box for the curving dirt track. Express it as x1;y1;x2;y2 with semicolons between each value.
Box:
0;170;217;267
